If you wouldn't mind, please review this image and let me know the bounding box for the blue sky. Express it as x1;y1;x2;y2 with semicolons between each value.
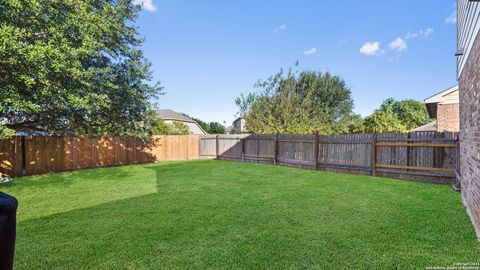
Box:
134;0;457;125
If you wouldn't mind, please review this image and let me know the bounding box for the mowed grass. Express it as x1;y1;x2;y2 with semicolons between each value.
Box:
1;160;479;269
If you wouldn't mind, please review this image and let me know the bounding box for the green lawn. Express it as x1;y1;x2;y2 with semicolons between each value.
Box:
1;160;479;269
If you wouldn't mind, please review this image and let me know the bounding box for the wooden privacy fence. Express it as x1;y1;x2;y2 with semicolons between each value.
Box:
1;132;459;183
200;132;459;184
0;135;199;178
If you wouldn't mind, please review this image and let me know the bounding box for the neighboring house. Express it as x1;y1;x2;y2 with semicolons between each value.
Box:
457;0;480;238
232;117;248;134
414;85;460;132
411;121;437;132
224;125;234;134
155;109;207;135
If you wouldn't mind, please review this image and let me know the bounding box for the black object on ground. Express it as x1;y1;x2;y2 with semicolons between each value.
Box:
0;192;18;270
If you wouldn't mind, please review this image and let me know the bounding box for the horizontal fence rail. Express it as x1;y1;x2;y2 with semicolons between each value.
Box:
0;135;199;178
1;132;459;184
200;132;459;184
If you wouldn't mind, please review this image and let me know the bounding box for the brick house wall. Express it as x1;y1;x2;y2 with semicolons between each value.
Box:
436;103;460;132
459;31;480;238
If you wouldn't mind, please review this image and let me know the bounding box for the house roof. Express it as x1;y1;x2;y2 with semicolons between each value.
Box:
155;109;209;134
233;117;243;123
424;85;459;105
424;85;459;118
411;121;437;132
155;109;195;123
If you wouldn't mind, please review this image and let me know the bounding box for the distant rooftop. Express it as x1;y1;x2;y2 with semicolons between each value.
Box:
424;86;459;119
424;85;459;105
155;109;194;123
411;121;437;132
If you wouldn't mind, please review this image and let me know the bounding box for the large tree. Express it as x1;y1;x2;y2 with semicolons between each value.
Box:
363;98;430;133
0;0;162;139
363;111;407;133
207;122;225;134
391;99;431;130
151;118;189;135
236;68;356;134
183;114;225;134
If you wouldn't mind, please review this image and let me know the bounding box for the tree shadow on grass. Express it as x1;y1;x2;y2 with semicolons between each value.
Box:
13;160;480;269
2;164;162;222
14;161;235;269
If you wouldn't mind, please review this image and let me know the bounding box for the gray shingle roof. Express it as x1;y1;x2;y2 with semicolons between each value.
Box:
411;121;437;132
155;109;195;123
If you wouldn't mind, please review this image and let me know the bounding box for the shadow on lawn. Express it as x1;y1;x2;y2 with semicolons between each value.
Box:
13;162;228;269
13;161;203;226
12;161;480;269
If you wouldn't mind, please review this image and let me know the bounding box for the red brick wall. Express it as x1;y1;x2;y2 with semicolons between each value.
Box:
436;103;460;132
459;32;480;238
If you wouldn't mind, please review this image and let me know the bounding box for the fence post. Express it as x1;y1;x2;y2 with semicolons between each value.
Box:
215;135;219;160
314;134;319;170
20;136;26;177
406;132;411;169
241;137;245;163
256;135;260;164
186;135;189;160
454;137;461;190
198;136;202;160
371;134;377;177
273;134;278;166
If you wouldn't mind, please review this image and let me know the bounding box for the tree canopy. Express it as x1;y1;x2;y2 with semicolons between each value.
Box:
236;68;356;134
206;122;226;134
236;67;430;135
363;98;430;133
0;0;162;139
151;118;189;135
183;114;225;134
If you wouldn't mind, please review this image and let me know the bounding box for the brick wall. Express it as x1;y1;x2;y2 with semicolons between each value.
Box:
459;31;480;238
437;103;460;132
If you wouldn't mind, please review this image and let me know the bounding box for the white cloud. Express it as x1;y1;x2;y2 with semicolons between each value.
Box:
404;28;434;40
303;47;317;55
359;28;432;58
274;24;287;32
419;28;434;38
360;42;381;56
404;32;418;40
388;37;407;52
134;0;157;12
446;11;456;24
